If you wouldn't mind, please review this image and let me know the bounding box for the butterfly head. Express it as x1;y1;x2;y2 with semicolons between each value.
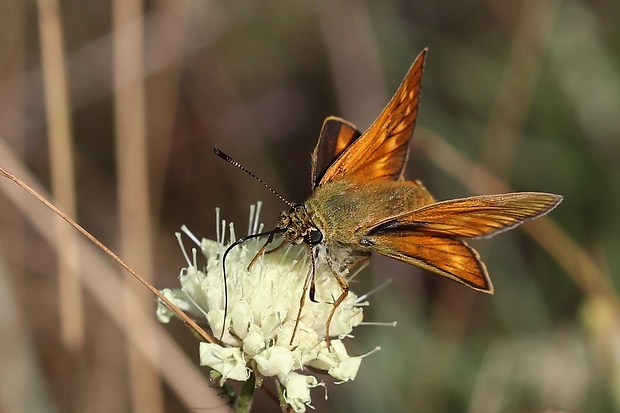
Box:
278;204;323;247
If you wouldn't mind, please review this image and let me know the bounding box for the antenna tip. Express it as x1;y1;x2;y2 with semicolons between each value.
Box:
213;146;231;161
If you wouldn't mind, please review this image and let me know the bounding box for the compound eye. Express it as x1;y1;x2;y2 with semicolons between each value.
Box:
307;228;323;246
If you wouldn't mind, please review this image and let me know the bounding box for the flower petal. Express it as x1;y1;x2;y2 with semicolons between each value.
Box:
255;346;294;376
199;343;250;381
279;372;319;413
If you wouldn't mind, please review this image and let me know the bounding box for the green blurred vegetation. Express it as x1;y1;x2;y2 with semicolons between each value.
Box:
0;0;618;412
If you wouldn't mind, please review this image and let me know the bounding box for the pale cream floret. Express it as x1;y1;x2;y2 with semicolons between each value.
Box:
157;208;378;412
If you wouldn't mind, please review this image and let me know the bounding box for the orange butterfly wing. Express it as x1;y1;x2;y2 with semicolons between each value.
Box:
372;235;492;292
311;117;361;189
363;192;563;292
369;192;563;238
318;49;427;185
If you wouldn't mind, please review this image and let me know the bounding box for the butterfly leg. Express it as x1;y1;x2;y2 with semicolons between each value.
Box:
247;234;291;271
289;246;316;345
324;271;349;347
264;238;288;255
323;251;369;346
247;232;276;270
309;270;318;303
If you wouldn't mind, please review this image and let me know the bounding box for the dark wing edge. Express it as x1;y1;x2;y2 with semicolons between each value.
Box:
311;117;362;189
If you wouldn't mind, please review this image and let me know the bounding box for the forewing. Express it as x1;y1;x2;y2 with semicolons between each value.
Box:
362;192;562;292
368;192;563;239
311;117;361;189
319;49;427;185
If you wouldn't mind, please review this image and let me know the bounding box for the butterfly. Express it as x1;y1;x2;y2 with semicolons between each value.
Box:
218;48;562;342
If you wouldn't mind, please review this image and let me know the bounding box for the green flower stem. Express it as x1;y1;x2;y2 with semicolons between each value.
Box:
276;380;288;412
236;373;256;413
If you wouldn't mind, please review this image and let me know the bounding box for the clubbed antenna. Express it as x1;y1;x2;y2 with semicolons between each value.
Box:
214;146;295;207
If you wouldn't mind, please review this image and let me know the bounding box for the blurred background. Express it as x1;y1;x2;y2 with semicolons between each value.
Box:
0;0;618;412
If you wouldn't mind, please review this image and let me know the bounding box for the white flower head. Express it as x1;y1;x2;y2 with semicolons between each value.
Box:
157;204;377;412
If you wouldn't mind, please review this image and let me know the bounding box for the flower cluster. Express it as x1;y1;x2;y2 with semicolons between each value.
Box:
157;206;376;412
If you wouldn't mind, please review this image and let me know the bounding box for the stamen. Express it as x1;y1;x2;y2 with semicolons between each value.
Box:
181;224;201;246
192;248;198;268
229;222;236;244
360;321;398;327
182;287;209;319
346;261;369;282
215;207;221;244
175;232;192;267
248;204;256;235
253;202;263;235
220;219;227;245
356;278;393;302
